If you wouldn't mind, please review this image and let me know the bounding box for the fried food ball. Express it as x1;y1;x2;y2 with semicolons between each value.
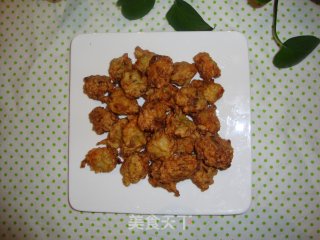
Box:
120;70;148;98
122;117;146;152
193;52;221;81
187;80;224;104
146;131;176;159
106;88;139;115
80;147;118;173
83;75;114;101
148;155;199;196
195;134;233;170
147;55;174;88
165;110;196;138
109;53;132;82
192;106;220;134
201;81;224;104
138;100;170;132
133;46;155;73
89;107;118;135
191;162;218;191
158;154;198;182
170;61;197;86
149;163;179;196
175;82;207;114
97;118;128;149
175;131;200;154
175;137;195;155
144;84;178;108
120;152;149;186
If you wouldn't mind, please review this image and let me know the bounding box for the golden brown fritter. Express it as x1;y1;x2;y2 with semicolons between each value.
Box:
138;100;170;132
195;134;233;170
120;70;148;98
120;152;149;186
192;106;220;134
122;117;147;153
193;52;221;81
165;110;196;138
191;162;218;191
108;53;132;82
80;147;118;173
170;61;197;86
148;154;198;196
83;75;114;101
146;131;176;159
201;81;224;104
175;131;200;155
149;162;179;196
156;154;198;182
89;107;118;135
147;55;174;88
144;84;178;108
175;82;207;114
106;88;140;115
133;46;155;73
97;118;128;149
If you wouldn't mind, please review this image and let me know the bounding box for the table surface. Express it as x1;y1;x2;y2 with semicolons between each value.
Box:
0;1;319;239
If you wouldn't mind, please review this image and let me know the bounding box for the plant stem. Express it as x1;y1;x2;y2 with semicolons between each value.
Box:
272;0;282;46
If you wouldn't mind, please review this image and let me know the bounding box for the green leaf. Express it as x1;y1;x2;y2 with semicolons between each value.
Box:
166;0;213;31
117;0;155;20
273;35;320;68
255;0;272;4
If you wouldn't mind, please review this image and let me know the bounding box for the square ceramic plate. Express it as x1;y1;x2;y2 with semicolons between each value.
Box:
69;32;251;215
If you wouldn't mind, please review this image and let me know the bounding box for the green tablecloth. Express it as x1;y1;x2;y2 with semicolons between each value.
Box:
0;0;319;239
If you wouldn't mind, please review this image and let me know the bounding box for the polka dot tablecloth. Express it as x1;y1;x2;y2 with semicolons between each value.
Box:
0;0;319;239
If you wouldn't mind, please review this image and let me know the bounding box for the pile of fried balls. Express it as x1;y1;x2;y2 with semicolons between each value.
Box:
80;47;233;196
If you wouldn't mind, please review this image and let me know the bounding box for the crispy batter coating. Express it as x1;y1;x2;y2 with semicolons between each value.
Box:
175;82;207;114
195;134;233;170
147;55;174;88
134;46;155;73
171;61;197;86
106;88;139;115
97;118;128;149
149;163;179;196
80;147;118;173
157;155;198;182
148;155;198;196
201;81;224;104
138;100;170;132
89;107;118;135
191;162;218;191
193;52;221;81
83;75;114;101
122;117;146;153
147;131;176;159
165;110;196;138
144;84;178;108
149;162;178;196
108;53;132;82
120;70;148;98
120;152;149;186
175;131;200;155
192;106;220;134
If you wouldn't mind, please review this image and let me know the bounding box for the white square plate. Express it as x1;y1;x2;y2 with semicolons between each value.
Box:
69;32;251;215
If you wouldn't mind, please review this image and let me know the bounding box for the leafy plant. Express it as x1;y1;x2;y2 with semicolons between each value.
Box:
166;0;213;31
271;0;319;68
117;0;155;20
117;0;319;68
